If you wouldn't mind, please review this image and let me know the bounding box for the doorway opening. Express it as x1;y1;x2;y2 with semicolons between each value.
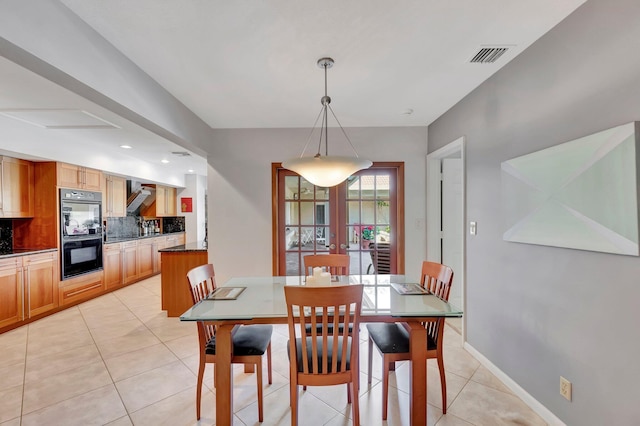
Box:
426;136;466;341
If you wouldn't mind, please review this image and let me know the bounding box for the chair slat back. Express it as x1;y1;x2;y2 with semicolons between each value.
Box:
285;285;363;376
420;261;454;301
303;254;350;276
420;261;454;343
368;242;391;274
186;264;217;344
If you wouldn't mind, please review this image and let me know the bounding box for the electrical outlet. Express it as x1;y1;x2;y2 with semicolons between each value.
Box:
560;376;572;401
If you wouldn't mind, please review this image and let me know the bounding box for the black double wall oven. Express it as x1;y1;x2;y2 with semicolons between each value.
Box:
60;188;103;280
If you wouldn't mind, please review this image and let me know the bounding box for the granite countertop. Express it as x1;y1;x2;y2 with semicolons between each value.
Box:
158;241;208;253
105;231;184;244
0;247;58;259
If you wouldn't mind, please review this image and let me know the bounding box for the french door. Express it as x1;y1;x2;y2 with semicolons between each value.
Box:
272;163;404;276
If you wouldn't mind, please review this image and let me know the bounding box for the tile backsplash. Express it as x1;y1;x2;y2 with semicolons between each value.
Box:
162;216;185;233
105;216;185;241
0;220;12;253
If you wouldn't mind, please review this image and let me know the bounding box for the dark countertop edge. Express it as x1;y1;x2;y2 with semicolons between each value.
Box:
105;232;185;244
158;241;208;253
0;248;57;259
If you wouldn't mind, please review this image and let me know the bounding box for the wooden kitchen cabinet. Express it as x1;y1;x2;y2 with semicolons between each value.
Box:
0;258;22;328
59;270;104;306
141;185;177;217
0;251;58;327
57;162;103;191
0;156;34;218
104;243;123;290
122;241;138;284
23;251;58;317
137;239;154;279
104;175;126;217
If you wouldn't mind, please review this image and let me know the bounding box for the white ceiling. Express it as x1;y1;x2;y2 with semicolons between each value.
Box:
59;0;587;129
0;1;587;182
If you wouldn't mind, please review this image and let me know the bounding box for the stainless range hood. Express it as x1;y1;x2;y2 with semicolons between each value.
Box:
126;186;153;213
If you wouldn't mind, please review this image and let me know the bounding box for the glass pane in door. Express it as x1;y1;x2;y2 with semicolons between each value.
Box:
281;174;332;276
344;171;395;275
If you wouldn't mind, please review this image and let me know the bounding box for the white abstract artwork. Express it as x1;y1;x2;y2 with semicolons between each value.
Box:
502;122;639;255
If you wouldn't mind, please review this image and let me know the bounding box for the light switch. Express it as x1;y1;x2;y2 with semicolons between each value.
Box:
469;221;477;235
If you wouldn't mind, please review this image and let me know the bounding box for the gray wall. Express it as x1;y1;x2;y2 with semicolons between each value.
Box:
207;126;428;284
428;0;640;424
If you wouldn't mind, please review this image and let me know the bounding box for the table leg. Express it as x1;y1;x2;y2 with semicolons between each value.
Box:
216;324;235;425
408;321;428;426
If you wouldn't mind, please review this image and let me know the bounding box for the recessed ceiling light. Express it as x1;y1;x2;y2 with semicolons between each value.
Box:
161;159;169;164
188;169;194;173
120;145;132;149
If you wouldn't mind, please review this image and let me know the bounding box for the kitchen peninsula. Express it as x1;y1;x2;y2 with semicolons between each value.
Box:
159;241;208;317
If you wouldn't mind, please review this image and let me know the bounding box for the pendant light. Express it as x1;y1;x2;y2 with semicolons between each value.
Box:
282;57;372;187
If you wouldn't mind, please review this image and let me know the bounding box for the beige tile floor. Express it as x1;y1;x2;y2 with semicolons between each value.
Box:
0;275;547;426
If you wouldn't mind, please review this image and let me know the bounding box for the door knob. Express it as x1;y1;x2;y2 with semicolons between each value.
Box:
340;243;348;249
329;243;336;249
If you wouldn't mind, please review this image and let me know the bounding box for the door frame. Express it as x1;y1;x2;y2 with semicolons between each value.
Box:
426;136;466;341
272;162;405;276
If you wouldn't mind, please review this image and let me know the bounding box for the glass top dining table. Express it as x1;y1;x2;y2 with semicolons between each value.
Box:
180;275;462;426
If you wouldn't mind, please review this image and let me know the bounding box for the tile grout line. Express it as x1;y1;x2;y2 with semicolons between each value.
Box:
75;299;136;425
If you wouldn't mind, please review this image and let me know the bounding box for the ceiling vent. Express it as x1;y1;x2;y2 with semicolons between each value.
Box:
469;46;510;64
171;151;191;157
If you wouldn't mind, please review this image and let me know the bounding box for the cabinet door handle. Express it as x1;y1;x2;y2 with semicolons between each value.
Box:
19;267;24;321
26;267;30;318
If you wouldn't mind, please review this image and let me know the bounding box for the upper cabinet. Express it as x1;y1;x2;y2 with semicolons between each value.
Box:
57;163;102;191
104;175;126;217
141;185;177;217
0;156;34;218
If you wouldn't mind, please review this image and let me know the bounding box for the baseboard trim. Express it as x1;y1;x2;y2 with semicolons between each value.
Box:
463;342;566;426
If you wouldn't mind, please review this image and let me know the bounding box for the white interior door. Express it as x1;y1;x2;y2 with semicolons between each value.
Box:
442;158;463;310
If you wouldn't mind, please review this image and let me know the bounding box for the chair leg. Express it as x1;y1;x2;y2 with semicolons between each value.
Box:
438;355;447;414
367;336;373;384
196;355;205;420
267;342;273;384
351;373;360;426
256;360;264;422
290;381;299;426
382;356;390;420
347;383;352;403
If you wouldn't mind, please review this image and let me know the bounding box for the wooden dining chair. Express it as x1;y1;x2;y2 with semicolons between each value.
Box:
303;253;350;276
366;261;454;419
186;264;273;422
285;284;364;426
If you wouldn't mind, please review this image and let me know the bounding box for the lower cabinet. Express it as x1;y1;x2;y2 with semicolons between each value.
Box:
24;252;58;317
0;251;58;328
103;236;173;289
123;241;138;284
104;243;123;290
0;258;22;328
59;270;103;306
137;239;154;279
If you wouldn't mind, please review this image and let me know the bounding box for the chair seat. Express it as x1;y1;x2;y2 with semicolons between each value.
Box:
289;336;352;373
206;324;273;356
366;323;436;354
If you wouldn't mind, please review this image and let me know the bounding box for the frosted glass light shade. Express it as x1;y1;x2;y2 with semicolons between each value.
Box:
282;155;372;187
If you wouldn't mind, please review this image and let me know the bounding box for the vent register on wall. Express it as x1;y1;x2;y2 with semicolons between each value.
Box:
60;188;103;280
